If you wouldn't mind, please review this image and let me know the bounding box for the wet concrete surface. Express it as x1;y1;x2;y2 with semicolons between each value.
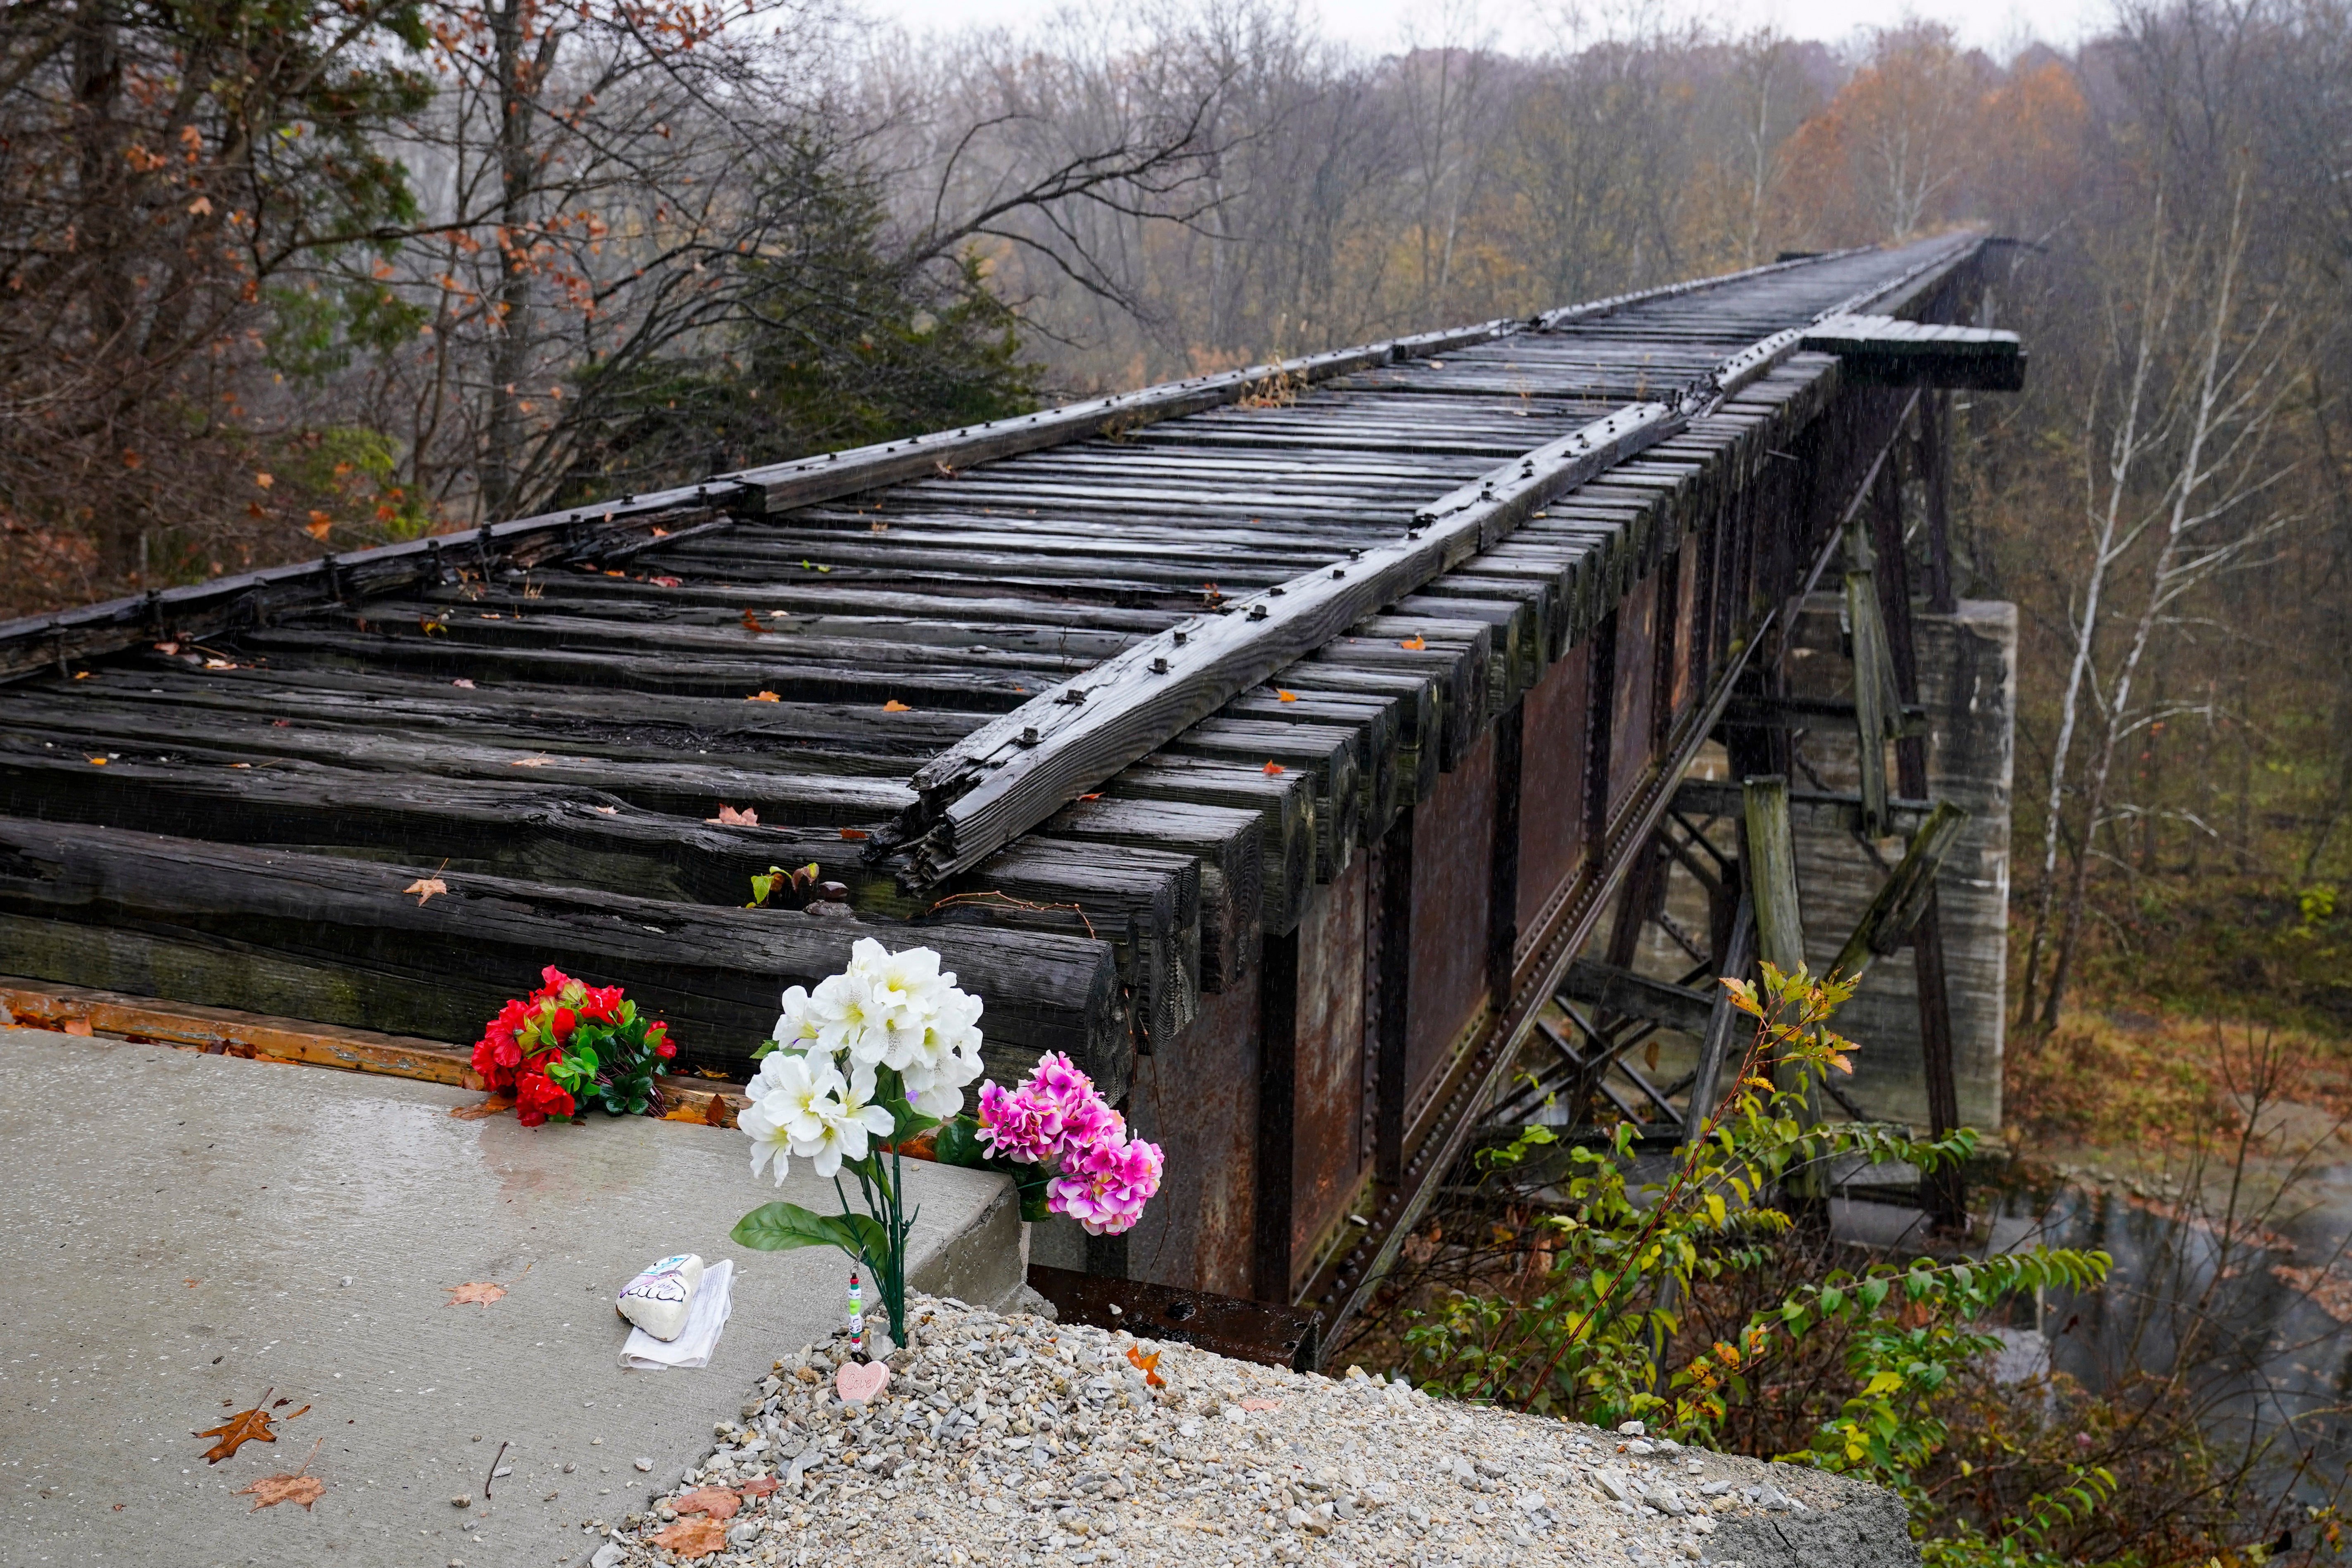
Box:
0;1028;1021;1568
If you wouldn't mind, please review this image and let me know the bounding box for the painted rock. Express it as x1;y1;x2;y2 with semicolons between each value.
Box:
836;1359;890;1404
616;1253;704;1341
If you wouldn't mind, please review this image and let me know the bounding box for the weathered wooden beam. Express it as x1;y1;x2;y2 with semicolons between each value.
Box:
0;504;729;683
1672;778;1936;835
0;976;752;1125
0;816;1129;1095
1105;755;1317;937
1557;958;1717;1036
1042;797;1263;994
1800;314;2026;391
723;341;1442;516
1825;801;1970;986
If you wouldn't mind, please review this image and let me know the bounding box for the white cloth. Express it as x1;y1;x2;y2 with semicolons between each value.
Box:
619;1259;733;1370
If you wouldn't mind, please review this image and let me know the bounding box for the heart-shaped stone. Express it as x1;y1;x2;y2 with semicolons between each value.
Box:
835;1359;890;1405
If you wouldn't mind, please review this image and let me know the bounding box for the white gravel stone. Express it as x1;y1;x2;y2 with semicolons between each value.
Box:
589;1292;1891;1568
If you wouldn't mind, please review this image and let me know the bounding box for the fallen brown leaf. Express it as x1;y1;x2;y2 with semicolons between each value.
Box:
449;1094;515;1121
63;1018;93;1037
195;1395;306;1463
652;1515;729;1557
739;609;767;635
882;699;912;712
236;1439;325;1512
709;804;758;827
445;1281;506;1307
740;1475;779;1498
404;877;448;906
674;1485;741;1520
838;827;869;840
509;756;553;767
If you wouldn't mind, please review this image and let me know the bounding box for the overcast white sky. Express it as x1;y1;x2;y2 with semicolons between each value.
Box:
858;0;2115;60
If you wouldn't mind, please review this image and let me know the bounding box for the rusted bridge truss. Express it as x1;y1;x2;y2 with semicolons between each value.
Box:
0;234;2022;1344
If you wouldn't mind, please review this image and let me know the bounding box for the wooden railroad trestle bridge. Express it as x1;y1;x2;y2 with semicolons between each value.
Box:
0;234;2024;1356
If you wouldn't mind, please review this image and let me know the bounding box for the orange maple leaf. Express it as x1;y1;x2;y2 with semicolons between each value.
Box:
740;609;768;635
709;804;759;827
1125;1345;1165;1388
403;877;447;906
674;1485;741;1520
747;691;781;702
1400;636;1427;651
445;1281;506;1307
651;1515;728;1558
235;1439;325;1512
1262;760;1285;775
882;699;912;713
839;827;870;840
1275;689;1298;702
195;1396;306;1463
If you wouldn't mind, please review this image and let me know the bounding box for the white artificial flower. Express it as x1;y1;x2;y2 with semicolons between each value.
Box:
748;1050;845;1146
907;1079;967;1119
895;985;986;1111
739;1095;796;1185
797;1065;896;1179
804;967;891;1065
760;985;823;1078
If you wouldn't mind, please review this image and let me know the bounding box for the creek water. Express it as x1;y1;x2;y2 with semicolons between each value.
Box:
1984;1157;2352;1500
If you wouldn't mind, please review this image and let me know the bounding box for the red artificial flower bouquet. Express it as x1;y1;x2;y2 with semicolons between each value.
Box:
472;967;676;1125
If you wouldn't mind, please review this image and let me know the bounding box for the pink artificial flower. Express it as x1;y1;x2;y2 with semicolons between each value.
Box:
977;1079;1063;1164
1058;1093;1125;1160
1048;1133;1165;1236
1025;1052;1093;1109
1018;1052;1128;1161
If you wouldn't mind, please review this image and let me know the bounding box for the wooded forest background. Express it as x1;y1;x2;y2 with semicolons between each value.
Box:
5;0;2351;1033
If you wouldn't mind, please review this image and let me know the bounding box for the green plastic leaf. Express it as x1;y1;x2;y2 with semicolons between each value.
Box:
732;1202;872;1258
932;1116;992;1168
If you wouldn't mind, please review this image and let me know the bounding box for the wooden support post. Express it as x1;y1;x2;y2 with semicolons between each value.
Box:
1253;929;1301;1304
1683;895;1757;1145
1741;774;1823;1215
1741;776;1805;977
1911;893;1967;1228
1845;511;1901;839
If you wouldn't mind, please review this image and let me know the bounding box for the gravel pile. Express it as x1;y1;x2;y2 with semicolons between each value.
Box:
579;1294;1905;1568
